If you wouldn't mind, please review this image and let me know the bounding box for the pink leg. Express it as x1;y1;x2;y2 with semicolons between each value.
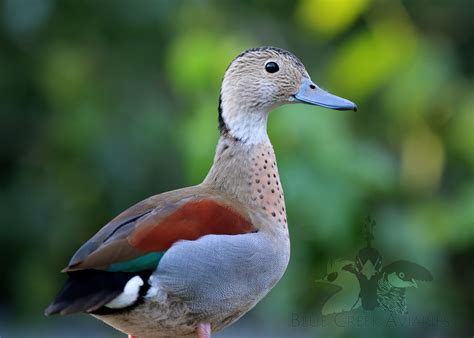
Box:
128;335;137;338
196;322;211;338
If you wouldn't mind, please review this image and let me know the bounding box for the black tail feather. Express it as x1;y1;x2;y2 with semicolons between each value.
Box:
45;269;149;316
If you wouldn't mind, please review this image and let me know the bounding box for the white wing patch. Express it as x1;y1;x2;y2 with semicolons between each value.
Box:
105;275;144;309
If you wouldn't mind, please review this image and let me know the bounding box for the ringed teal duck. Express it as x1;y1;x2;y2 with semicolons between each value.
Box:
45;46;357;338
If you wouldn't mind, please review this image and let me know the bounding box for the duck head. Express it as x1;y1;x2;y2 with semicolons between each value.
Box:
219;47;357;144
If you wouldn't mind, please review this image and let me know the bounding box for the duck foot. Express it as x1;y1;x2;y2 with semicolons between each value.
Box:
196;323;211;338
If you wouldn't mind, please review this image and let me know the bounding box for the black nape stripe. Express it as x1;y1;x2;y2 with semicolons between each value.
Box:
218;94;230;135
218;95;241;142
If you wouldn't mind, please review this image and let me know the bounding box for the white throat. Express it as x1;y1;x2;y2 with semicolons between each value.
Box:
221;104;270;145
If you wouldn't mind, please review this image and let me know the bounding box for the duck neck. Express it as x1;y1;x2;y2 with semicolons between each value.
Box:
203;135;288;227
218;94;270;145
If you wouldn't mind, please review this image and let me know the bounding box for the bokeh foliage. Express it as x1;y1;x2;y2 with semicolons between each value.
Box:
0;0;473;337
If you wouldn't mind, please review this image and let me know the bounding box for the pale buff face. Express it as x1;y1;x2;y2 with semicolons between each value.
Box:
219;47;311;144
219;47;356;144
221;47;310;112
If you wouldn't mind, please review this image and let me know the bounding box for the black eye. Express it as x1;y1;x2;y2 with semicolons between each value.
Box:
327;272;338;282
265;61;279;73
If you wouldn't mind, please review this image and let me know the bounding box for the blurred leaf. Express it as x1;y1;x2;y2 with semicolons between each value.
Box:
382;41;456;128
328;21;417;98
166;32;253;95
401;124;445;193
296;0;372;37
178;97;218;183
39;44;96;107
448;94;474;167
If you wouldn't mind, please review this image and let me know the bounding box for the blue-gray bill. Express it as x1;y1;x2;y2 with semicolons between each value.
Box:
295;78;357;111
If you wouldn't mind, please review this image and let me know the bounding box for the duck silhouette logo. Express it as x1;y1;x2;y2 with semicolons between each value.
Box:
316;217;433;315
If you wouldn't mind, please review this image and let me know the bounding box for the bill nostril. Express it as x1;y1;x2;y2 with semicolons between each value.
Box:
309;84;316;90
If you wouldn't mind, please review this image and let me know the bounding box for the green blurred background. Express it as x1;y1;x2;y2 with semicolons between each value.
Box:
0;0;473;337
